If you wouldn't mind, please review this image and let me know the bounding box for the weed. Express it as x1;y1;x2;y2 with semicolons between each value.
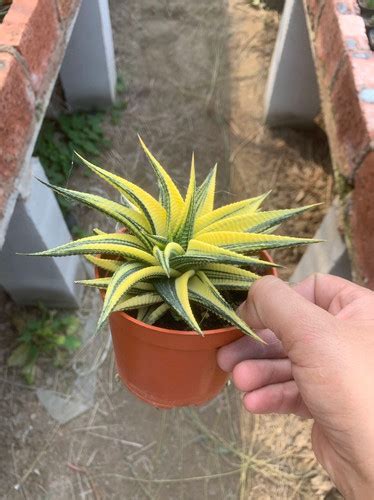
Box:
34;75;127;230
7;305;81;384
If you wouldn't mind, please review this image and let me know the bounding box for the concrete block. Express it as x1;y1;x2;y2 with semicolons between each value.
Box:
264;0;320;127
290;200;351;283
60;0;116;110
0;158;86;308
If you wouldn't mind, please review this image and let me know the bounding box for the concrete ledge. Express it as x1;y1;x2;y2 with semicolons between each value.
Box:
0;158;86;308
60;0;116;110
290;199;351;283
264;0;320;127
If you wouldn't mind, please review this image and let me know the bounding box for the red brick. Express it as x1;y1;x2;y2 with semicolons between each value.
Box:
305;0;325;30
350;152;374;288
0;0;60;94
333;0;360;15
315;7;368;89
351;55;374;141
0;52;34;216
55;0;81;23
329;58;371;177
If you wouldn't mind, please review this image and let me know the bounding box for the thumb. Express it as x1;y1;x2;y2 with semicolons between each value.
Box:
238;276;338;359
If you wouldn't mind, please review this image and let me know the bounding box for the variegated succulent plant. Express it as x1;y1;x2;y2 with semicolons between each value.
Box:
29;137;317;339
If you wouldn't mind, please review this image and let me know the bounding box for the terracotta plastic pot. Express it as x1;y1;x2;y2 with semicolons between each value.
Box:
96;251;277;409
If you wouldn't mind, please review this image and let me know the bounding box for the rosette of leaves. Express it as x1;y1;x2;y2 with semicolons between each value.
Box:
28;137;318;339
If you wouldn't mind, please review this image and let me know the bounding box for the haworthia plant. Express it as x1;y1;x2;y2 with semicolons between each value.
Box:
25;137;319;338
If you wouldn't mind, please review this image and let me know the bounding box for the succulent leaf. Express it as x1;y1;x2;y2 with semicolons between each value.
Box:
38;180;153;248
27;233;157;265
195;232;317;253
194;192;270;233
174;154;197;248
98;264;178;330
197;205;318;235
195;165;217;217
138;135;184;234
188;273;263;341
84;255;122;273
143;303;170;325
115;292;163;311
154;270;200;333
75;152;167;235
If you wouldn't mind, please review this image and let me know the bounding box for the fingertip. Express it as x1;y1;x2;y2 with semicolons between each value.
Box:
243;391;262;413
232;362;251;392
217;344;232;372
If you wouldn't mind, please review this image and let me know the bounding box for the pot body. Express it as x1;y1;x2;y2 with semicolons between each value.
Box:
97;250;276;409
109;312;242;408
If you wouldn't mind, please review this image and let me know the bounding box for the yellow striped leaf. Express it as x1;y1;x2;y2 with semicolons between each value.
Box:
138;135;184;233
76;277;111;288
209;278;255;290
196;232;318;252
143;303;170;325
93;228;107;235
39;180;153;248
194;192;270;233
179;239;278;268
85;255;121;273
75;152;167;235
197;205;318;235
154;270;201;333
174;154;197;247
195;165;216;217
98;264;176;329
26;234;157;265
188;273;263;340
115;292;163;311
202;263;260;281
153;246;170;277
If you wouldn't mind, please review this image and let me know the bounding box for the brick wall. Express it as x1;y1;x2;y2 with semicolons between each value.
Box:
0;0;81;218
304;0;374;287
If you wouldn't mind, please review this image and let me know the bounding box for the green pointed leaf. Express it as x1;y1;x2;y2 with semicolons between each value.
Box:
115;292;163;311
195;165;216;217
154;270;201;333
174;154;197;248
197;205;319;235
202;263;260;282
38;179;153;248
75;152;167;235
194;192;270;234
209;278;255;290
153;246;170;277
8;344;32;367
85;255;122;273
25;234;157;265
196;232;318;253
76;277;111;288
98;263;176;329
172;239;279;269
138;135;184;234
188;272;263;341
143;303;170;325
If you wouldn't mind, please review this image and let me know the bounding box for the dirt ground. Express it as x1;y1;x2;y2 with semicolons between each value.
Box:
0;0;341;498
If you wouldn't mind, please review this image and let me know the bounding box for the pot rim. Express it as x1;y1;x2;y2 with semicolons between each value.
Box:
95;248;276;337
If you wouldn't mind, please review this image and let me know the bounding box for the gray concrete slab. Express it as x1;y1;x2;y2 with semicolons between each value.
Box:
60;0;117;110
0;158;86;308
290;199;351;283
264;0;320;127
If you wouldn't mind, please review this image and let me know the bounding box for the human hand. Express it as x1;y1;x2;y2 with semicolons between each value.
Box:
218;274;374;499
